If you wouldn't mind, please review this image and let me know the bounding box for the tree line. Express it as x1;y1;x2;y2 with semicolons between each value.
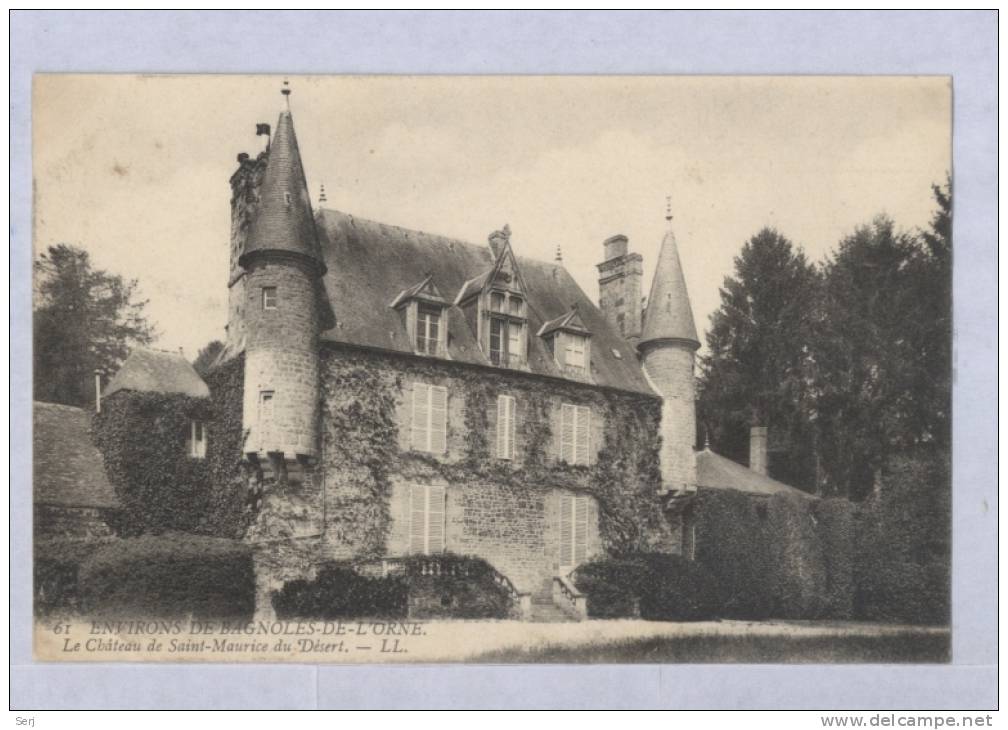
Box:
697;179;951;501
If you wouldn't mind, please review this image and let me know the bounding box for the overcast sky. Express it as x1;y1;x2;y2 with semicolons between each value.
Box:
33;75;951;359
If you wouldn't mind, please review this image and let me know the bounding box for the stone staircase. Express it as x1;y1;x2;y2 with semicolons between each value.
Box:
530;594;578;623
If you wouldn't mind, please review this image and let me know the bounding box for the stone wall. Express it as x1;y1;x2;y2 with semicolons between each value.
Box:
316;344;667;590
641;343;698;493
242;256;320;458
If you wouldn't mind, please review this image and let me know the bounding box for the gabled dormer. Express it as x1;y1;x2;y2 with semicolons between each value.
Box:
538;306;593;382
391;274;449;357
454;225;530;370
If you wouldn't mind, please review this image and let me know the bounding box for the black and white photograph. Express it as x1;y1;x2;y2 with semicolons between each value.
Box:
29;73;955;664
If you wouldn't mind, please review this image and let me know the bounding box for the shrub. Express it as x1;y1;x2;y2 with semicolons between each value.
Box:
401;553;512;619
79;533;254;620
573;552;717;621
272;564;408;620
34;539;106;616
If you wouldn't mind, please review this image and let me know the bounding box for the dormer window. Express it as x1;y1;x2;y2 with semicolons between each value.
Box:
416;304;441;355
538;307;593;382
486;290;526;367
565;333;587;371
391;275;448;358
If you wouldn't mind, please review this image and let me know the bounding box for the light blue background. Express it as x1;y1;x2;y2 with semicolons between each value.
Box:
10;10;997;710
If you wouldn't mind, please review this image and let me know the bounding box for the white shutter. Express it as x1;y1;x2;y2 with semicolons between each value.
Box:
429;385;448;453
560;404;575;463
574;496;588;564
497;395;514;459
575;406;591;465
558;495;573;567
427;485;446;553
409;485;426;553
411;383;429;450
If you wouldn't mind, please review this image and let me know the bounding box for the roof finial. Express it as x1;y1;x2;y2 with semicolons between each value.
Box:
318;183;327;204
665;194;673;224
281;77;291;109
555;245;563;263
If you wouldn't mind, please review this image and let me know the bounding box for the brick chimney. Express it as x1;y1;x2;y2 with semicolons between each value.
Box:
749;426;768;476
596;234;643;341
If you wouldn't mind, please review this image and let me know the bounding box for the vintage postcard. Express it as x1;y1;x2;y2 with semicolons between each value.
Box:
31;74;952;664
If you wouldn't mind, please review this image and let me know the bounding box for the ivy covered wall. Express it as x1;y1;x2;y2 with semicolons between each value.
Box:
316;344;676;583
92;355;254;539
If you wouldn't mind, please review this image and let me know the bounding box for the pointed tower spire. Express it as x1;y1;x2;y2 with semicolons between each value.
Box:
639;200;699;349
239;102;325;274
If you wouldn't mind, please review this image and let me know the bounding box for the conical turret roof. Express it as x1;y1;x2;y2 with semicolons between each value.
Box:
639;225;699;349
240;109;325;273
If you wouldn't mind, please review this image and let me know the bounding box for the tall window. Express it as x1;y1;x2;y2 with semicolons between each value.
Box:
262;287;278;310
558;494;589;571
487;290;526;366
411;383;448;453
410;484;446;554
416;304;441;355
496;394;517;460
559;403;591;465
187;420;207;459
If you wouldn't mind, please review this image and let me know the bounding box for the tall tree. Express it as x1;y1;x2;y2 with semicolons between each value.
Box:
192;340;225;377
813;215;926;499
698;228;821;490
33;244;156;408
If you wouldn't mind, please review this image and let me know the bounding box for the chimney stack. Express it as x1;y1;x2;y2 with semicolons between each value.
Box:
749;426;768;476
596;234;643;341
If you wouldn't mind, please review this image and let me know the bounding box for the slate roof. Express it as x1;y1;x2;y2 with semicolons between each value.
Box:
33;402;120;509
640;226;700;348
314;209;655;395
103;348;210;399
695;447;811;497
240;110;325;272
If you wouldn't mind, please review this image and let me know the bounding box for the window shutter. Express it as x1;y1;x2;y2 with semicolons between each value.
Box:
558;495;573;566
560;404;575;463
409;485;427;553
427;485;446;553
497;395;514;459
411;383;429;450
429;386;448;453
575;406;591;465
574;496;588;564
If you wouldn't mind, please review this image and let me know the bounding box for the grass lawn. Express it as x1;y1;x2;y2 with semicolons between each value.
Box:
471;628;950;664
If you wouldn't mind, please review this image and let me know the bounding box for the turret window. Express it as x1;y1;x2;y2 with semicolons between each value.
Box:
259;390;275;422
262;287;278;310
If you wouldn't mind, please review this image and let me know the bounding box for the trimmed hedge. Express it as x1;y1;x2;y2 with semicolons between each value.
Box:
34;539;106;616
79;533;255;620
272;554;513;620
273;565;408;620
573;553;717;621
